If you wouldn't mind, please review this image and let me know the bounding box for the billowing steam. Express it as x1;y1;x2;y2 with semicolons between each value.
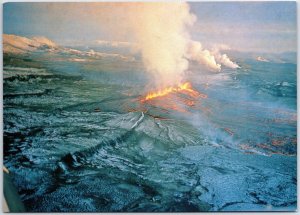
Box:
186;41;240;71
124;3;196;87
112;3;239;83
211;44;240;69
48;3;239;85
187;41;221;71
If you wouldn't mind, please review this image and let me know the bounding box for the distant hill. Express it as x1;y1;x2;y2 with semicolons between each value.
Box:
3;34;58;54
225;49;297;64
3;34;135;62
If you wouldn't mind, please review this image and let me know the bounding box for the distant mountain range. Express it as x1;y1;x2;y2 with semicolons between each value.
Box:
3;34;135;62
3;34;296;64
3;34;58;54
225;49;297;64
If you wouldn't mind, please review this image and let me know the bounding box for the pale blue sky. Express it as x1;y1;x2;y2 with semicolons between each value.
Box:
189;2;297;53
4;2;297;53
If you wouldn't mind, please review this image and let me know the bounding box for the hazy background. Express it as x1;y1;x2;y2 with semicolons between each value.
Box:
4;2;297;53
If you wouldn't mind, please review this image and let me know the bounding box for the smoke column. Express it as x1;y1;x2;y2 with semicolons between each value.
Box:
211;45;240;69
124;3;196;87
105;3;238;83
44;3;239;85
61;2;196;87
187;41;221;71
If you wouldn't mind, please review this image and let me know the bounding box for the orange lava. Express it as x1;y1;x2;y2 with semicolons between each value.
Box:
141;82;206;102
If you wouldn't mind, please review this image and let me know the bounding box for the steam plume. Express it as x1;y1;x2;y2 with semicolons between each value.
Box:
71;2;196;87
212;44;240;69
44;3;239;84
124;3;196;87
187;41;221;72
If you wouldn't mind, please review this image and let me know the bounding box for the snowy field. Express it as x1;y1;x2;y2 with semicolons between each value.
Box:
3;34;297;212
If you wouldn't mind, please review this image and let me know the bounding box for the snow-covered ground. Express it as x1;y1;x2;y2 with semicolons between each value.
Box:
3;35;297;212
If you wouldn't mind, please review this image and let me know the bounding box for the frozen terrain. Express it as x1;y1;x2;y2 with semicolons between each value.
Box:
3;35;297;212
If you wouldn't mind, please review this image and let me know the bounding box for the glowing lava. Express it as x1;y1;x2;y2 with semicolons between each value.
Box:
141;82;207;102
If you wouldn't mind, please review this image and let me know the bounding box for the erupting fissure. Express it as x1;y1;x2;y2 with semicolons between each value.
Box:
141;82;207;102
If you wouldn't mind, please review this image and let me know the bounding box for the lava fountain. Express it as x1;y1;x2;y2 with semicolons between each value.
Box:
140;82;207;103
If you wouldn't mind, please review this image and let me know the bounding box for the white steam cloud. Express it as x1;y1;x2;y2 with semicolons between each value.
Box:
211;44;240;69
186;41;240;72
47;3;239;85
123;3;196;87
216;53;240;69
115;3;239;78
186;41;221;72
115;3;239;84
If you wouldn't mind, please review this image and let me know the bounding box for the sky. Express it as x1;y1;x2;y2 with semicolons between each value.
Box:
3;2;297;53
